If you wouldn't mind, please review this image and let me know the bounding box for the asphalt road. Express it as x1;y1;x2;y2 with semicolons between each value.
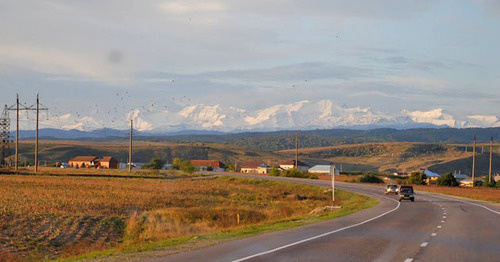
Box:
147;174;500;262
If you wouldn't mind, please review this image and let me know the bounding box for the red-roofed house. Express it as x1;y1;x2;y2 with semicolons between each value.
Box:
190;160;226;171
96;156;119;169
69;156;98;168
240;162;270;174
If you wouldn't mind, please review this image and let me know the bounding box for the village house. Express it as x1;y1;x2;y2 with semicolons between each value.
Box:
68;156;119;169
280;160;309;172
240;162;271;174
96;156;119;169
68;156;98;168
190;160;226;171
419;168;441;184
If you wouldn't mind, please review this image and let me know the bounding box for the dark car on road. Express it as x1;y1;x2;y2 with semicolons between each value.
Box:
398;185;414;202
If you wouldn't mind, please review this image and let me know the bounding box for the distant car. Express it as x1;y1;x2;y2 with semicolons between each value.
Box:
385;184;398;195
398;185;415;202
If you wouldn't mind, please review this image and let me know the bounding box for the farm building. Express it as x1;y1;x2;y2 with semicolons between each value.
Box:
419;168;441;184
240;162;271;174
309;165;334;175
96;156;119;169
69;156;98;168
190;160;226;171
280;160;309;172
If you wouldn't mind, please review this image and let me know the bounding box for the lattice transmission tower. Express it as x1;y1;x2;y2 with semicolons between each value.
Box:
0;105;12;166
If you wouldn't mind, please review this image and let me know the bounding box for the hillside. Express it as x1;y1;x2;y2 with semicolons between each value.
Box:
12;140;288;167
16;127;500;152
279;142;499;175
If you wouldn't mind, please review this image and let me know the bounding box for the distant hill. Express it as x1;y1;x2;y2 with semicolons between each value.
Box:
14;127;500;151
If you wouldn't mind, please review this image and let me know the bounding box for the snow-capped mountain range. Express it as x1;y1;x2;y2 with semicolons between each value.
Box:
39;99;500;132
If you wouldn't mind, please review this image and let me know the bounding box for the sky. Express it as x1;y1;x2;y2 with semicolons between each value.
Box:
1;0;499;131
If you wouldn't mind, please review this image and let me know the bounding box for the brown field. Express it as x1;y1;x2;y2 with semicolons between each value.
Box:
412;185;500;203
0;173;370;261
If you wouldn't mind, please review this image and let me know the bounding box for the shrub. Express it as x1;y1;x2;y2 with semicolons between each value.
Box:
172;158;195;173
358;174;384;183
142;157;165;169
282;168;311;179
269;167;281;176
436;173;459;187
407;171;427;185
483;176;496;188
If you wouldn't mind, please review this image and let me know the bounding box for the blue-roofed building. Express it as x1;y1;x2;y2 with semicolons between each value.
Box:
419;168;441;184
241;162;271;174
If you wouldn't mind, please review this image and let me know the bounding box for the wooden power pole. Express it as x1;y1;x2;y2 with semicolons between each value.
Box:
489;137;493;184
15;95;19;170
295;132;298;169
128;119;133;172
472;134;476;187
8;94;48;172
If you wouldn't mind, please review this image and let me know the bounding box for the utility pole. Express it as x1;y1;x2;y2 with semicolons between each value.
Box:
15;95;19;170
472;134;476;188
128;119;133;172
295;132;298;169
489;137;493;184
7;94;48;172
35;94;39;172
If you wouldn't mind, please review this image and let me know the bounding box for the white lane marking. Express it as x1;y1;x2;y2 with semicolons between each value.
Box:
443;216;446;219
404;259;414;262
426;193;500;215
437;225;442;228
444;213;447;215
421;242;428;247
431;233;437;236
441;220;445;223
232;195;401;262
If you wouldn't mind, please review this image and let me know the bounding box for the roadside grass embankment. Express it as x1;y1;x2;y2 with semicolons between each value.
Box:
411;185;500;203
0;174;376;261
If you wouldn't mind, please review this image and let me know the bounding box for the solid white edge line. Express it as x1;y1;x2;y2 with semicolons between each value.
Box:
424;193;500;215
232;195;400;262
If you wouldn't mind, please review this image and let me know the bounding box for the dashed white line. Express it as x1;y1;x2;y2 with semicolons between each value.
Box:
441;220;445;223
421;242;429;247
443;216;446;219
404;258;414;262
437;225;442;228
431;233;437;236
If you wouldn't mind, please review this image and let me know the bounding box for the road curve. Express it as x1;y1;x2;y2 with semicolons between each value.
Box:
147;174;500;262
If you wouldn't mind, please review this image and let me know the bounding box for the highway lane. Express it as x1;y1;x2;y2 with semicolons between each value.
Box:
147;174;500;262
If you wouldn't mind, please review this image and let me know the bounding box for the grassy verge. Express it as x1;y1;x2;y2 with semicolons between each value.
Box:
412;185;500;203
61;189;377;261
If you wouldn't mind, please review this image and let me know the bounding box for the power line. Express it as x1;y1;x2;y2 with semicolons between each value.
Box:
7;94;48;172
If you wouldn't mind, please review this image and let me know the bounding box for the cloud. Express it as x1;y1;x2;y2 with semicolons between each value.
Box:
0;44;130;84
403;108;458;127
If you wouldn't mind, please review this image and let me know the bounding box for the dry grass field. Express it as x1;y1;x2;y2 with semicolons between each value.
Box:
0;173;373;261
412;185;500;203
